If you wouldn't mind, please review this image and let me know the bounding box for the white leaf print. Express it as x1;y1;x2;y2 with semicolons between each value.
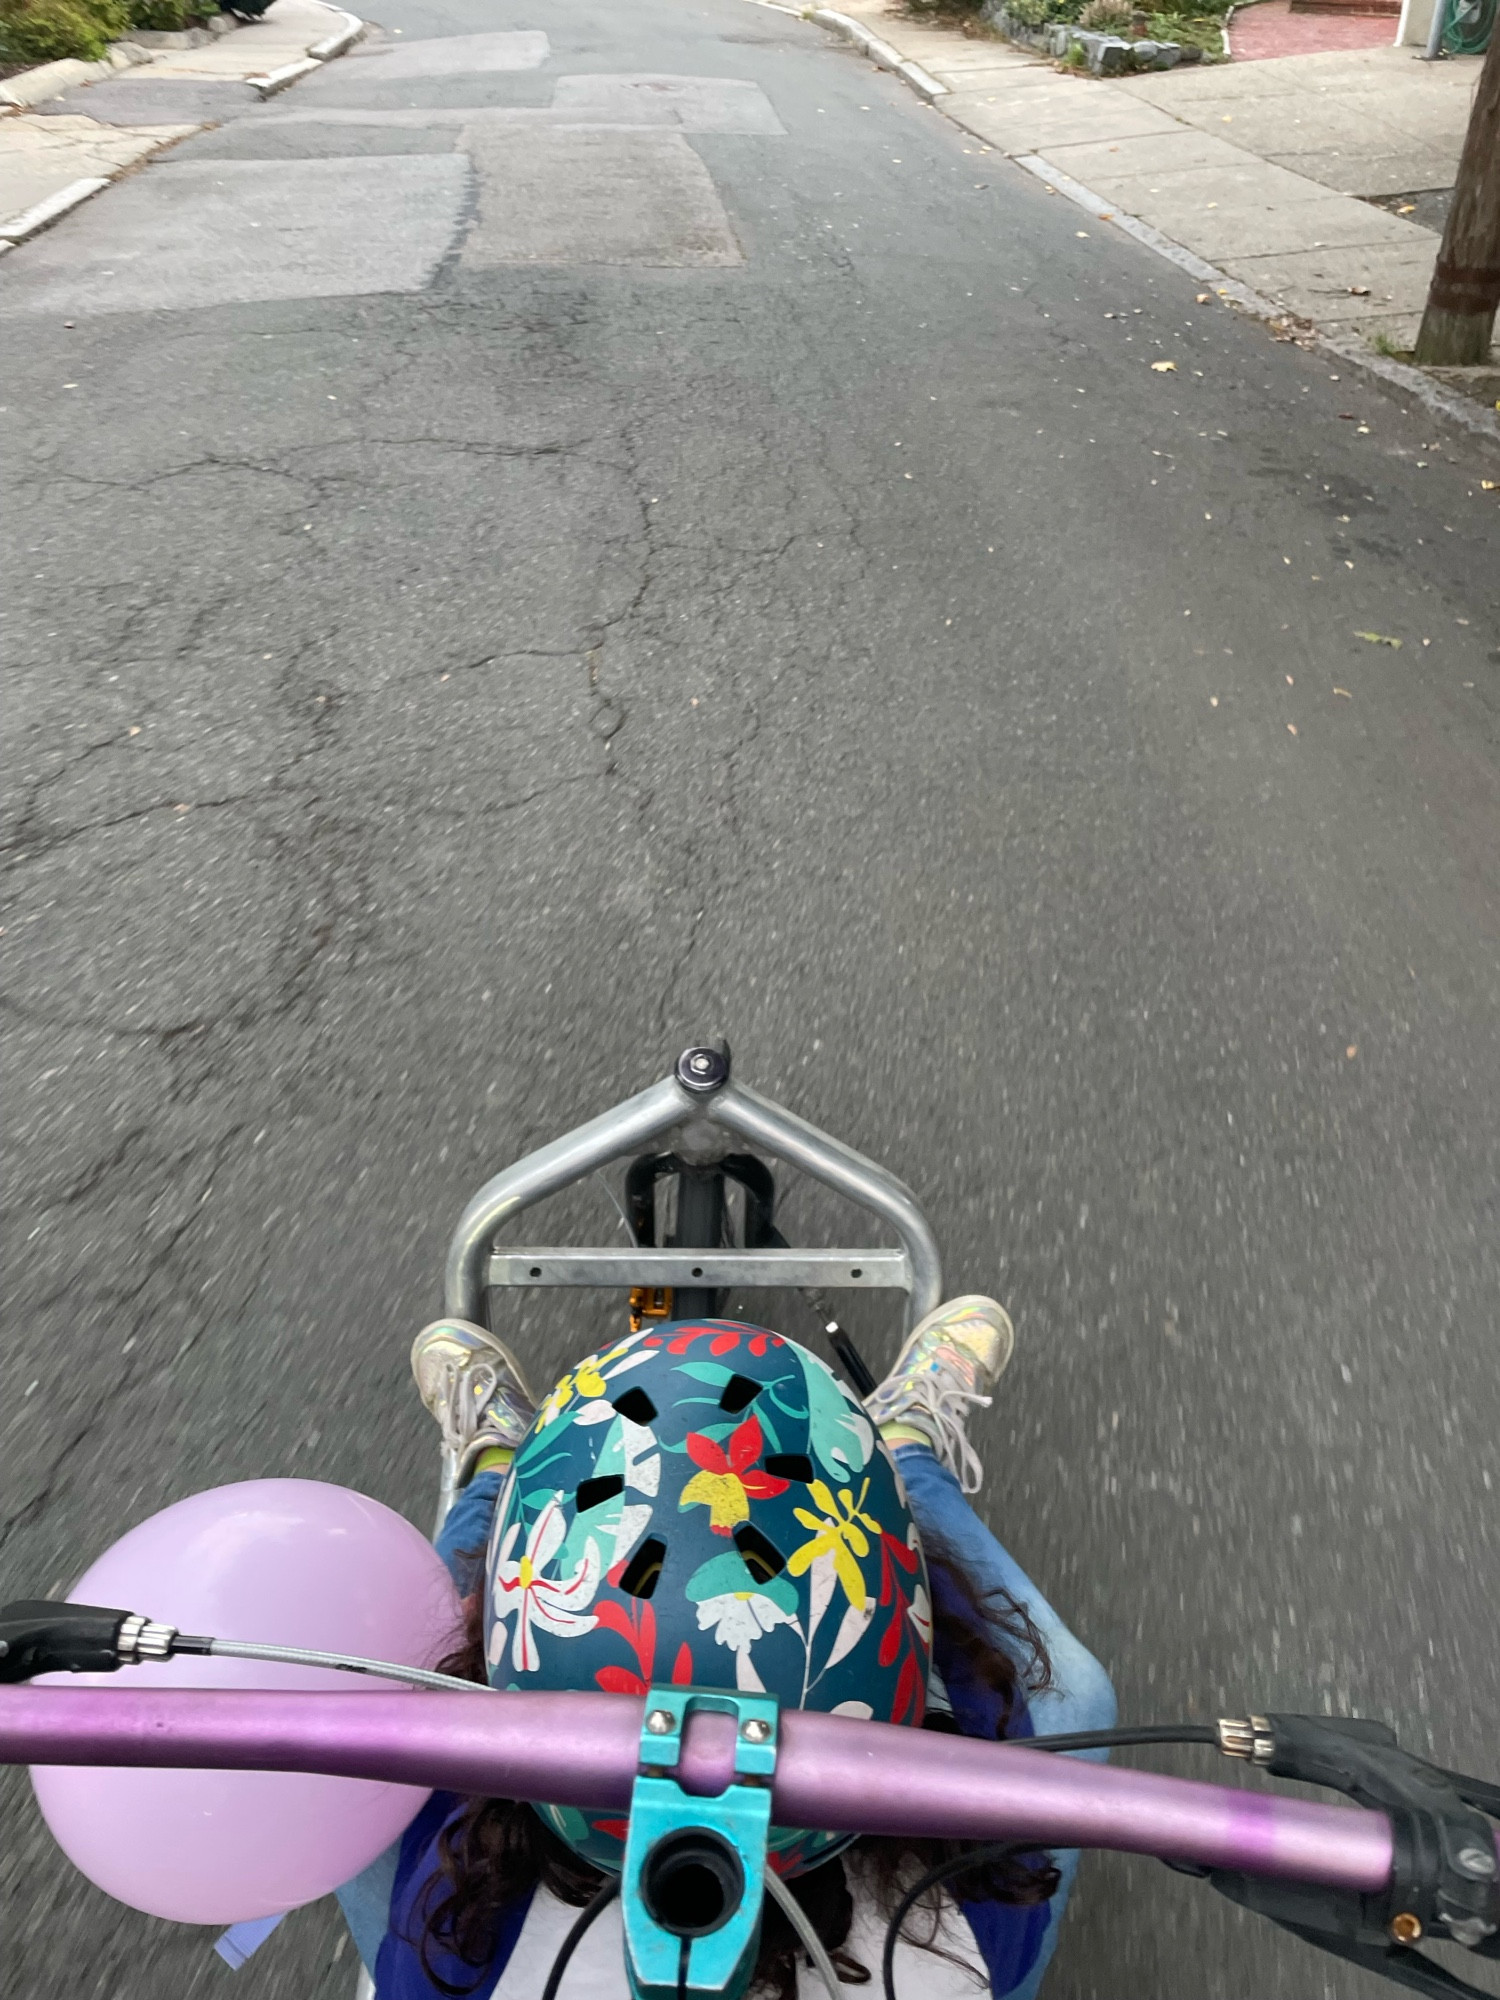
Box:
612;1503;653;1568
825;1595;874;1669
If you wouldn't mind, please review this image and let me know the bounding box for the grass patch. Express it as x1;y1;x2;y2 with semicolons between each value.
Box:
1369;330;1414;361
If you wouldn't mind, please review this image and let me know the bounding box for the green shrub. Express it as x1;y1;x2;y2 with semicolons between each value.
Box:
1079;0;1132;24
1146;10;1226;48
0;0;128;62
128;0;216;27
1001;0;1051;24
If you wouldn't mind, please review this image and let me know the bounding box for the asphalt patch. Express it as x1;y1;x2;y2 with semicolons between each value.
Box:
0;153;472;314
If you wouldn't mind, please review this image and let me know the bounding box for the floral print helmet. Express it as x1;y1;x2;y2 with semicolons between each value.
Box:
482;1320;932;1876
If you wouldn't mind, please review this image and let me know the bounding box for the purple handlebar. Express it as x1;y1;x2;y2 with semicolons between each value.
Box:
1;1687;1394;1892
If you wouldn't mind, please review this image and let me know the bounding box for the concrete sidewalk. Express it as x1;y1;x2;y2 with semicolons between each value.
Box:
0;0;358;242
829;1;1486;356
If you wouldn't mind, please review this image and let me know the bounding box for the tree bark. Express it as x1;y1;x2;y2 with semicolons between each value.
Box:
1413;24;1500;367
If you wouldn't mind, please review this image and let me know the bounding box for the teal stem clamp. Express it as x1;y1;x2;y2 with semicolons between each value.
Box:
621;1687;779;2000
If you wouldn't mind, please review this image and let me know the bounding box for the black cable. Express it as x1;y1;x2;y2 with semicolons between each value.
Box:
1017;1723;1221;1754
1437;1765;1500;1820
881;1844;1022;2000
540;1876;621;2000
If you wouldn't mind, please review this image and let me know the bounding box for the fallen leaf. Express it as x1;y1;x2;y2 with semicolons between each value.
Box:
1338;413;1356;420
1481;480;1497;492
1286;675;1294;685
1151;360;1177;373
1356;425;1370;434
1287;723;1298;735
1345;1045;1357;1059
1354;632;1401;649
1348;285;1371;297
1397;203;1416;214
1195;292;1212;303
128;724;141;736
1209;696;1219;707
1333;687;1352;698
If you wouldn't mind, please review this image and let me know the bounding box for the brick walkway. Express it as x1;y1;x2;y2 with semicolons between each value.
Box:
1228;0;1399;60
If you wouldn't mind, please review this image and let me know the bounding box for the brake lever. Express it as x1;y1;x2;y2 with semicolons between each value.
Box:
1208;1713;1499;1988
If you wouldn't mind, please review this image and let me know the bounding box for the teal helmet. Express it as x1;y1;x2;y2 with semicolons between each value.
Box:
482;1320;933;1875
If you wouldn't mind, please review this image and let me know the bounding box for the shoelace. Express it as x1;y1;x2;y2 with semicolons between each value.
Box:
877;1373;991;1495
437;1356;499;1459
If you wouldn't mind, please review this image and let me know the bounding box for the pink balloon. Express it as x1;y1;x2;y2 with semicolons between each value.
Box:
31;1479;463;1923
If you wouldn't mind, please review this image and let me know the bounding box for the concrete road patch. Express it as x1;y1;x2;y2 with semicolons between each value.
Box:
461;127;741;267
0;153;471;314
335;29;549;78
549;73;784;134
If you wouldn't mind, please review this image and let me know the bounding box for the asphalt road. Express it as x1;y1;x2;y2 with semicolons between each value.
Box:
2;2;1498;1995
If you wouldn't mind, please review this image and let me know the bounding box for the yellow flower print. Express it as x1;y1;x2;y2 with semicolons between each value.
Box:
786;1478;882;1611
536;1337;643;1429
536;1370;577;1430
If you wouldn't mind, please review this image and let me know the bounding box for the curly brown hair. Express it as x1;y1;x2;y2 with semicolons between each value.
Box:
411;1533;1059;1999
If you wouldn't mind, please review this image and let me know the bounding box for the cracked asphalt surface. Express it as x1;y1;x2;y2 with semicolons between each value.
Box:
2;0;1498;1995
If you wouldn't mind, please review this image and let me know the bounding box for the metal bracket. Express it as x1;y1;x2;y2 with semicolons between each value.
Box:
622;1688;779;2000
443;1059;943;1335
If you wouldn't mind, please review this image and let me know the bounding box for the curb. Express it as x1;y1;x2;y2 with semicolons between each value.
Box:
250;5;363;94
0;45;146;108
806;9;948;98
307;7;363;59
1011;152;1500;447
0;175;109;243
794;5;1498;446
249;55;323;94
0;5;366;242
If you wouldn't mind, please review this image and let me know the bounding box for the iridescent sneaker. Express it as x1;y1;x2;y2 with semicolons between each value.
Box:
410;1319;537;1489
864;1295;1014;1495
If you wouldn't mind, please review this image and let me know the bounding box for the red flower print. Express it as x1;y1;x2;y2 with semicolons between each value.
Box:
680;1413;789;1534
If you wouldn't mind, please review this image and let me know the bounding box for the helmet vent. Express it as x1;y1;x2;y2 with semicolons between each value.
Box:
612;1387;658;1425
576;1474;626;1513
619;1537;667;1600
732;1523;786;1583
718;1374;762;1415
763;1453;814;1484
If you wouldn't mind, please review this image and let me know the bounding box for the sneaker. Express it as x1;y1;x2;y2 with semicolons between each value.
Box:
411;1319;537;1489
864;1296;1014;1495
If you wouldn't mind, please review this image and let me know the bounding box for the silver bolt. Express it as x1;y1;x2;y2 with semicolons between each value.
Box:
1457;1845;1498;1880
646;1709;675;1736
690;1053;712;1073
741;1717;773;1744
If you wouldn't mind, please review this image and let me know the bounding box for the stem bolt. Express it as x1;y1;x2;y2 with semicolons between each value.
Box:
646;1709;675;1736
676;1046;730;1095
741;1717;773;1744
1389;1912;1423;1945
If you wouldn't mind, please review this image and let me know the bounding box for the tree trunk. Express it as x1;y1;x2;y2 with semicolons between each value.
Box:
1412;24;1500;367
